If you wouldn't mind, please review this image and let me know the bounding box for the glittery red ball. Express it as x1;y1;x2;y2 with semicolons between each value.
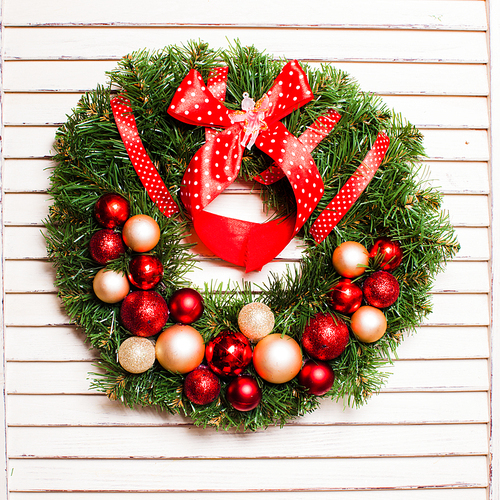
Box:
89;229;126;264
120;290;169;337
206;331;253;377
94;193;130;229
226;375;262;411
184;365;221;405
301;313;349;361
168;288;204;324
328;278;363;315
369;237;403;271
298;360;335;396
363;270;400;308
128;255;164;290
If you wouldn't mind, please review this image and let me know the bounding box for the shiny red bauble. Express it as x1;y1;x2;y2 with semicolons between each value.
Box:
298;360;335;396
184;365;221;405
89;229;126;264
328;278;363;315
363;270;400;308
168;288;204;324
205;331;252;377
94;193;130;229
369;237;403;271
120;290;169;337
301;312;349;361
226;375;262;411
128;255;164;290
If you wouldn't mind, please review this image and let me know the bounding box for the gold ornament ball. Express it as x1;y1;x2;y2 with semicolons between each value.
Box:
238;302;275;342
122;214;161;252
118;336;156;374
253;334;302;384
155;324;205;374
93;268;130;303
332;241;369;278
351;305;387;343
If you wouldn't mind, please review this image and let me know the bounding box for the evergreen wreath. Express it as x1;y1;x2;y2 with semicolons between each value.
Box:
45;41;459;430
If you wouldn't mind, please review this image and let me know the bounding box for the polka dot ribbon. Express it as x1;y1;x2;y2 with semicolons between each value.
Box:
310;131;391;243
110;95;179;217
168;61;329;272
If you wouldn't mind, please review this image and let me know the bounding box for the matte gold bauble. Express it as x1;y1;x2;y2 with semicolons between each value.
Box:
155;324;205;374
238;302;275;342
253;334;302;384
118;336;156;374
332;241;369;278
92;268;130;303
122;214;161;252
350;305;387;343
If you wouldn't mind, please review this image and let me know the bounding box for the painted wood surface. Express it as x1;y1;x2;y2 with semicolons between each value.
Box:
0;0;494;497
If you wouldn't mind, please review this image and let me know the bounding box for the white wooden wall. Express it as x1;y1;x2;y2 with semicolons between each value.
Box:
1;0;497;497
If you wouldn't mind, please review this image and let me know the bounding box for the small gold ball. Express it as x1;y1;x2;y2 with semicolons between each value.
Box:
118;337;156;373
332;241;369;278
238;302;275;342
122;214;160;252
351;305;387;343
93;268;130;303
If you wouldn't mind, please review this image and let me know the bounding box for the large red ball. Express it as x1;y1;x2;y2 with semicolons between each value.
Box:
363;270;400;308
184;365;221;405
206;331;252;377
89;229;126;264
128;255;163;290
168;288;204;324
298;360;335;396
94;193;130;229
301;313;349;361
369;237;403;271
120;290;169;337
328;278;363;315
226;375;262;411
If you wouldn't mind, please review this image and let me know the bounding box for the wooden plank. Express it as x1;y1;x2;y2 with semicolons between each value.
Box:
7;424;488;459
2;0;488;30
3;28;488;63
7;456;488;491
423;294;489;326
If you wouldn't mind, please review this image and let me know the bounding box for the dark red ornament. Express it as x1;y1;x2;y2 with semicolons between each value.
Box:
94;193;130;229
120;290;169;337
301;312;349;361
205;331;252;377
328;278;363;315
184;365;221;405
298;360;335;396
128;255;163;290
369;237;403;271
168;288;204;324
89;229;126;264
363;270;400;308
226;375;262;411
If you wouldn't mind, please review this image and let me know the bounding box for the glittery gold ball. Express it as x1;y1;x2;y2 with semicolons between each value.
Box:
238;302;275;342
118;337;156;374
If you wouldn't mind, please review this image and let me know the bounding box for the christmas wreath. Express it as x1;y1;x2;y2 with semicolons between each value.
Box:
45;41;459;430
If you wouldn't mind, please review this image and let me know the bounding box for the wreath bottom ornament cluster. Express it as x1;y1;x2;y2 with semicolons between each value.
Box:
45;41;459;430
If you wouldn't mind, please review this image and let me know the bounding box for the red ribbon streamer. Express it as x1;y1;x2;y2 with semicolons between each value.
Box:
310;131;390;243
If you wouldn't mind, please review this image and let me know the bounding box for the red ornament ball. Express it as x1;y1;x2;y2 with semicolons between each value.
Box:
89;229;126;264
168;288;204;324
328;278;363;315
120;290;169;337
184;365;221;405
298;360;335;396
363;270;400;308
206;331;252;377
369;237;403;271
301;312;349;361
94;193;130;229
128;255;163;290
226;375;262;411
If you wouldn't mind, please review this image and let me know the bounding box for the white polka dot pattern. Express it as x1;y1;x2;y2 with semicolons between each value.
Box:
110;95;179;217
205;66;229;143
310;131;390;243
